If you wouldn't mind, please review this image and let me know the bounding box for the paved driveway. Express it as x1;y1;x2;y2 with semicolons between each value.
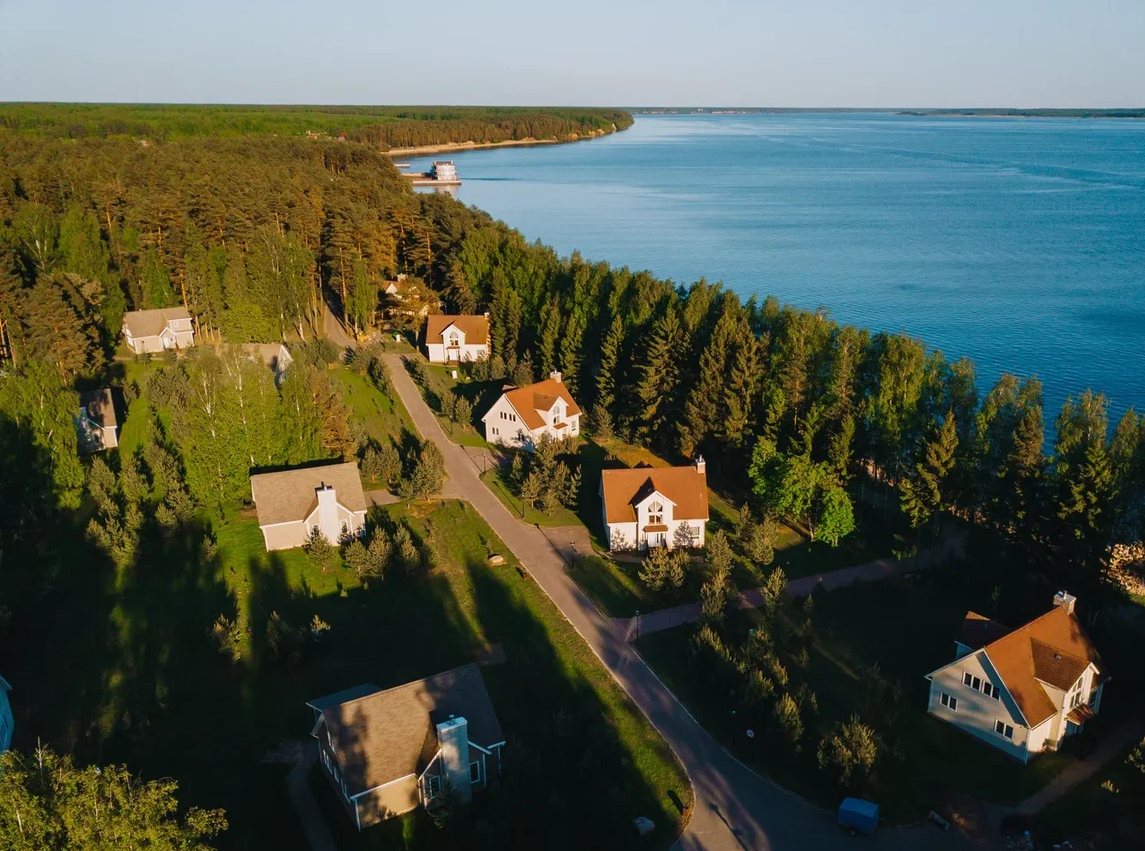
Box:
383;354;965;851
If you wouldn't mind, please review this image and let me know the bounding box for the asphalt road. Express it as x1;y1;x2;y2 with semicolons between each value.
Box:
382;353;967;851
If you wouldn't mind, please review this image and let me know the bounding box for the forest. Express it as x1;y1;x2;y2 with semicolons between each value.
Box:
1;121;1144;845
0;103;634;148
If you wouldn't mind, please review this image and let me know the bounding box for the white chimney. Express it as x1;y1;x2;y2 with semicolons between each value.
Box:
1053;590;1077;616
695;455;706;475
435;716;472;804
315;483;339;543
549;371;562;384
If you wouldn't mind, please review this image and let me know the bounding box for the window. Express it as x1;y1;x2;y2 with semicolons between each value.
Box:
972;676;981;691
963;672;973;687
1070;690;1082;709
426;775;441;799
984;683;1000;700
340;520;348;535
995;720;1014;740
940;692;958;711
648;501;663;526
470;761;481;784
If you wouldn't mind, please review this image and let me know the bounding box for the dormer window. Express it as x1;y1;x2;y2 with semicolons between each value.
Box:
449;333;459;345
648;501;663;525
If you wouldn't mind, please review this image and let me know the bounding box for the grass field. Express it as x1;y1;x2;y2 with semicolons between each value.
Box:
480;467;583;527
3;498;689;851
635;570;1074;823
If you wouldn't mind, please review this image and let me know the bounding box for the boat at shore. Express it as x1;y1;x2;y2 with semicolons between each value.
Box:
399;160;461;186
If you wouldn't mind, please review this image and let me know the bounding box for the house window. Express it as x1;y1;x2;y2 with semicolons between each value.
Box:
1070;690;1082;709
449;333;459;345
972;676;981;692
940;692;958;711
426;775;441;799
962;672;973;688
648;501;663;526
983;683;999;700
469;761;481;784
994;720;1014;740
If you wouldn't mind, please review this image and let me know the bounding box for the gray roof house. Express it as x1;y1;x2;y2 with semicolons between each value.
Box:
122;307;195;354
243;343;294;387
308;664;504;829
250;462;367;551
74;388;119;454
0;674;13;753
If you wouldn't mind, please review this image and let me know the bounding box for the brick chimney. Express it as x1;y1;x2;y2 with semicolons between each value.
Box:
695;455;706;475
549;371;562;383
435;715;472;804
315;483;339;542
1052;590;1077;615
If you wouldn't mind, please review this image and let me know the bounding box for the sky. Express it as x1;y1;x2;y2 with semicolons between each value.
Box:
1;0;1142;107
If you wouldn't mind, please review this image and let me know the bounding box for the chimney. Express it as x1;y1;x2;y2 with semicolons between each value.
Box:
435;716;472;804
315;483;339;543
695;455;706;475
1052;590;1077;616
549;371;562;384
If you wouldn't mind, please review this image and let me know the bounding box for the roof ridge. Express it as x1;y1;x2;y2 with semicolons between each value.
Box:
982;606;1065;651
1029;635;1088;665
326;663;477;712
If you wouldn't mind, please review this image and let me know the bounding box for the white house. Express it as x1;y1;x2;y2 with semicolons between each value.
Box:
250;462;368;551
122;307;195;354
600;458;709;551
924;591;1107;763
74;388;118;454
481;372;581;449
0;674;13;753
243;343;294;388
423;315;489;364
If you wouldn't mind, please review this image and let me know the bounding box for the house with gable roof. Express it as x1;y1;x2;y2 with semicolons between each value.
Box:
423;314;489;363
122;307;195;354
307;664;504;828
74;388;119;453
250;462;367;551
924;591;1108;762
481;371;581;449
600;457;709;550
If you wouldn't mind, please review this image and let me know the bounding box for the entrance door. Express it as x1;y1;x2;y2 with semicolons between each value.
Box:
648;532;665;548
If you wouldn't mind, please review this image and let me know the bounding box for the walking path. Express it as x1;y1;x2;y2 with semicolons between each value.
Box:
1014;717;1145;816
616;537;965;640
383;353;960;851
280;740;337;851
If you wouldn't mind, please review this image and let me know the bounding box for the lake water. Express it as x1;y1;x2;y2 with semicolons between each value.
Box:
407;114;1145;427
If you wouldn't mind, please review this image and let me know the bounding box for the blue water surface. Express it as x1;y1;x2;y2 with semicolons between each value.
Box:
407;114;1145;426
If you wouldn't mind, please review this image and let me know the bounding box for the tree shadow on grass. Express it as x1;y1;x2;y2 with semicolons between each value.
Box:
466;558;687;850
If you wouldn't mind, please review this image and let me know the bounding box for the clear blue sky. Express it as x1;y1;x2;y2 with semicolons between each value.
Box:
1;0;1142;107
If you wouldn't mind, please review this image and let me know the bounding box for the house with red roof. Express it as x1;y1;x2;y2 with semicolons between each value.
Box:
924;591;1107;762
480;371;580;449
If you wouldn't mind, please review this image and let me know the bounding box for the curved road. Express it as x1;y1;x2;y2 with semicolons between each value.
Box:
382;351;963;851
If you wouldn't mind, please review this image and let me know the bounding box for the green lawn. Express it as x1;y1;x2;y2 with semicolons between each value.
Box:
4;500;690;851
415;361;501;448
332;366;418;467
567;556;669;618
1037;738;1145;846
635;570;1075;823
480;467;583;528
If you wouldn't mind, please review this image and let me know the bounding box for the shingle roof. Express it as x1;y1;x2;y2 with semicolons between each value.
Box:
978;605;1105;726
955;612;1011;650
79;388;117;429
426;314;489;346
250;462;367;527
122;307;191;339
601;465;709;525
316;664;503;795
498;377;581;431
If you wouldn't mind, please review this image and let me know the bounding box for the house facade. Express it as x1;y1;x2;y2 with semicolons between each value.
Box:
307;664;504;829
74;388;118;453
250;462;367;551
600;458;709;551
122;307;195;354
423;315;489;363
243;343;294;387
481;372;581;449
924;592;1107;763
0;674;12;753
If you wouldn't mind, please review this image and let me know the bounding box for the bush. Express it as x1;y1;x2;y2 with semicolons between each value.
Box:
638;546;688;594
773;693;803;752
817;714;877;789
210;615;245;662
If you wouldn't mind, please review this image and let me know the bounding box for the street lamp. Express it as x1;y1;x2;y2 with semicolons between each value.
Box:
634;610;641;642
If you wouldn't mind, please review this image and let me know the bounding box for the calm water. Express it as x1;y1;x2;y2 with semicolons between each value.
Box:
408;114;1145;426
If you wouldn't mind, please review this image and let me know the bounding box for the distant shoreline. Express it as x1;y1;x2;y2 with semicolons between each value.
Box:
630;108;1145;119
383;131;614;157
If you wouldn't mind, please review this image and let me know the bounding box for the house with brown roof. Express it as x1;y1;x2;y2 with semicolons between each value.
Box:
924;591;1107;763
74;388;118;453
423;314;489;364
480;371;581;449
122;307;195;354
307;664;504;829
600;457;709;551
250;462;367;551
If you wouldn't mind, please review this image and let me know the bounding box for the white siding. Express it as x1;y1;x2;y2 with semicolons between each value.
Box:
481;394;582;449
927;650;1030;761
